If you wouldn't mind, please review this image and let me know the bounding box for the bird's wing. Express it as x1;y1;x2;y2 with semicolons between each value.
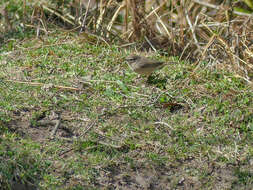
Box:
139;61;164;69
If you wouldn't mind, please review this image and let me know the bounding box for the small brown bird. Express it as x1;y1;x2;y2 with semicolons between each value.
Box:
126;55;175;76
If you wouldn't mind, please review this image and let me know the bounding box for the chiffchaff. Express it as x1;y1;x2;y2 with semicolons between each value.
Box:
126;55;175;76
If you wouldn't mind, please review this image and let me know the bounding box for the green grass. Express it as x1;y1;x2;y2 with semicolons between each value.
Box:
0;31;253;189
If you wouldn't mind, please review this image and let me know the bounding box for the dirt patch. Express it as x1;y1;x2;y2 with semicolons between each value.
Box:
94;161;200;190
5;109;74;143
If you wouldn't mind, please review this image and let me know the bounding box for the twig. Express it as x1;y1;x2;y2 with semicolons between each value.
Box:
107;1;126;32
80;0;91;33
50;120;61;139
5;80;83;91
154;122;173;130
193;0;219;9
78;121;96;138
39;18;48;35
42;5;75;26
179;41;191;60
185;9;199;46
144;36;157;52
193;33;216;72
79;79;139;89
118;42;137;48
152;6;171;39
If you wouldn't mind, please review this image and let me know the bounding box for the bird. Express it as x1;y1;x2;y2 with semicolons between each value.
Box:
125;55;175;76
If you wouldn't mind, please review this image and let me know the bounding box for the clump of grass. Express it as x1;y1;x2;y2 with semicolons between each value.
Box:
0;133;52;189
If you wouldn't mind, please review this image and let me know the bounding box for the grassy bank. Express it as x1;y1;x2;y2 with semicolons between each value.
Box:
0;31;253;189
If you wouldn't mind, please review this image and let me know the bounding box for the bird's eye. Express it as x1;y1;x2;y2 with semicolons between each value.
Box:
126;55;139;62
